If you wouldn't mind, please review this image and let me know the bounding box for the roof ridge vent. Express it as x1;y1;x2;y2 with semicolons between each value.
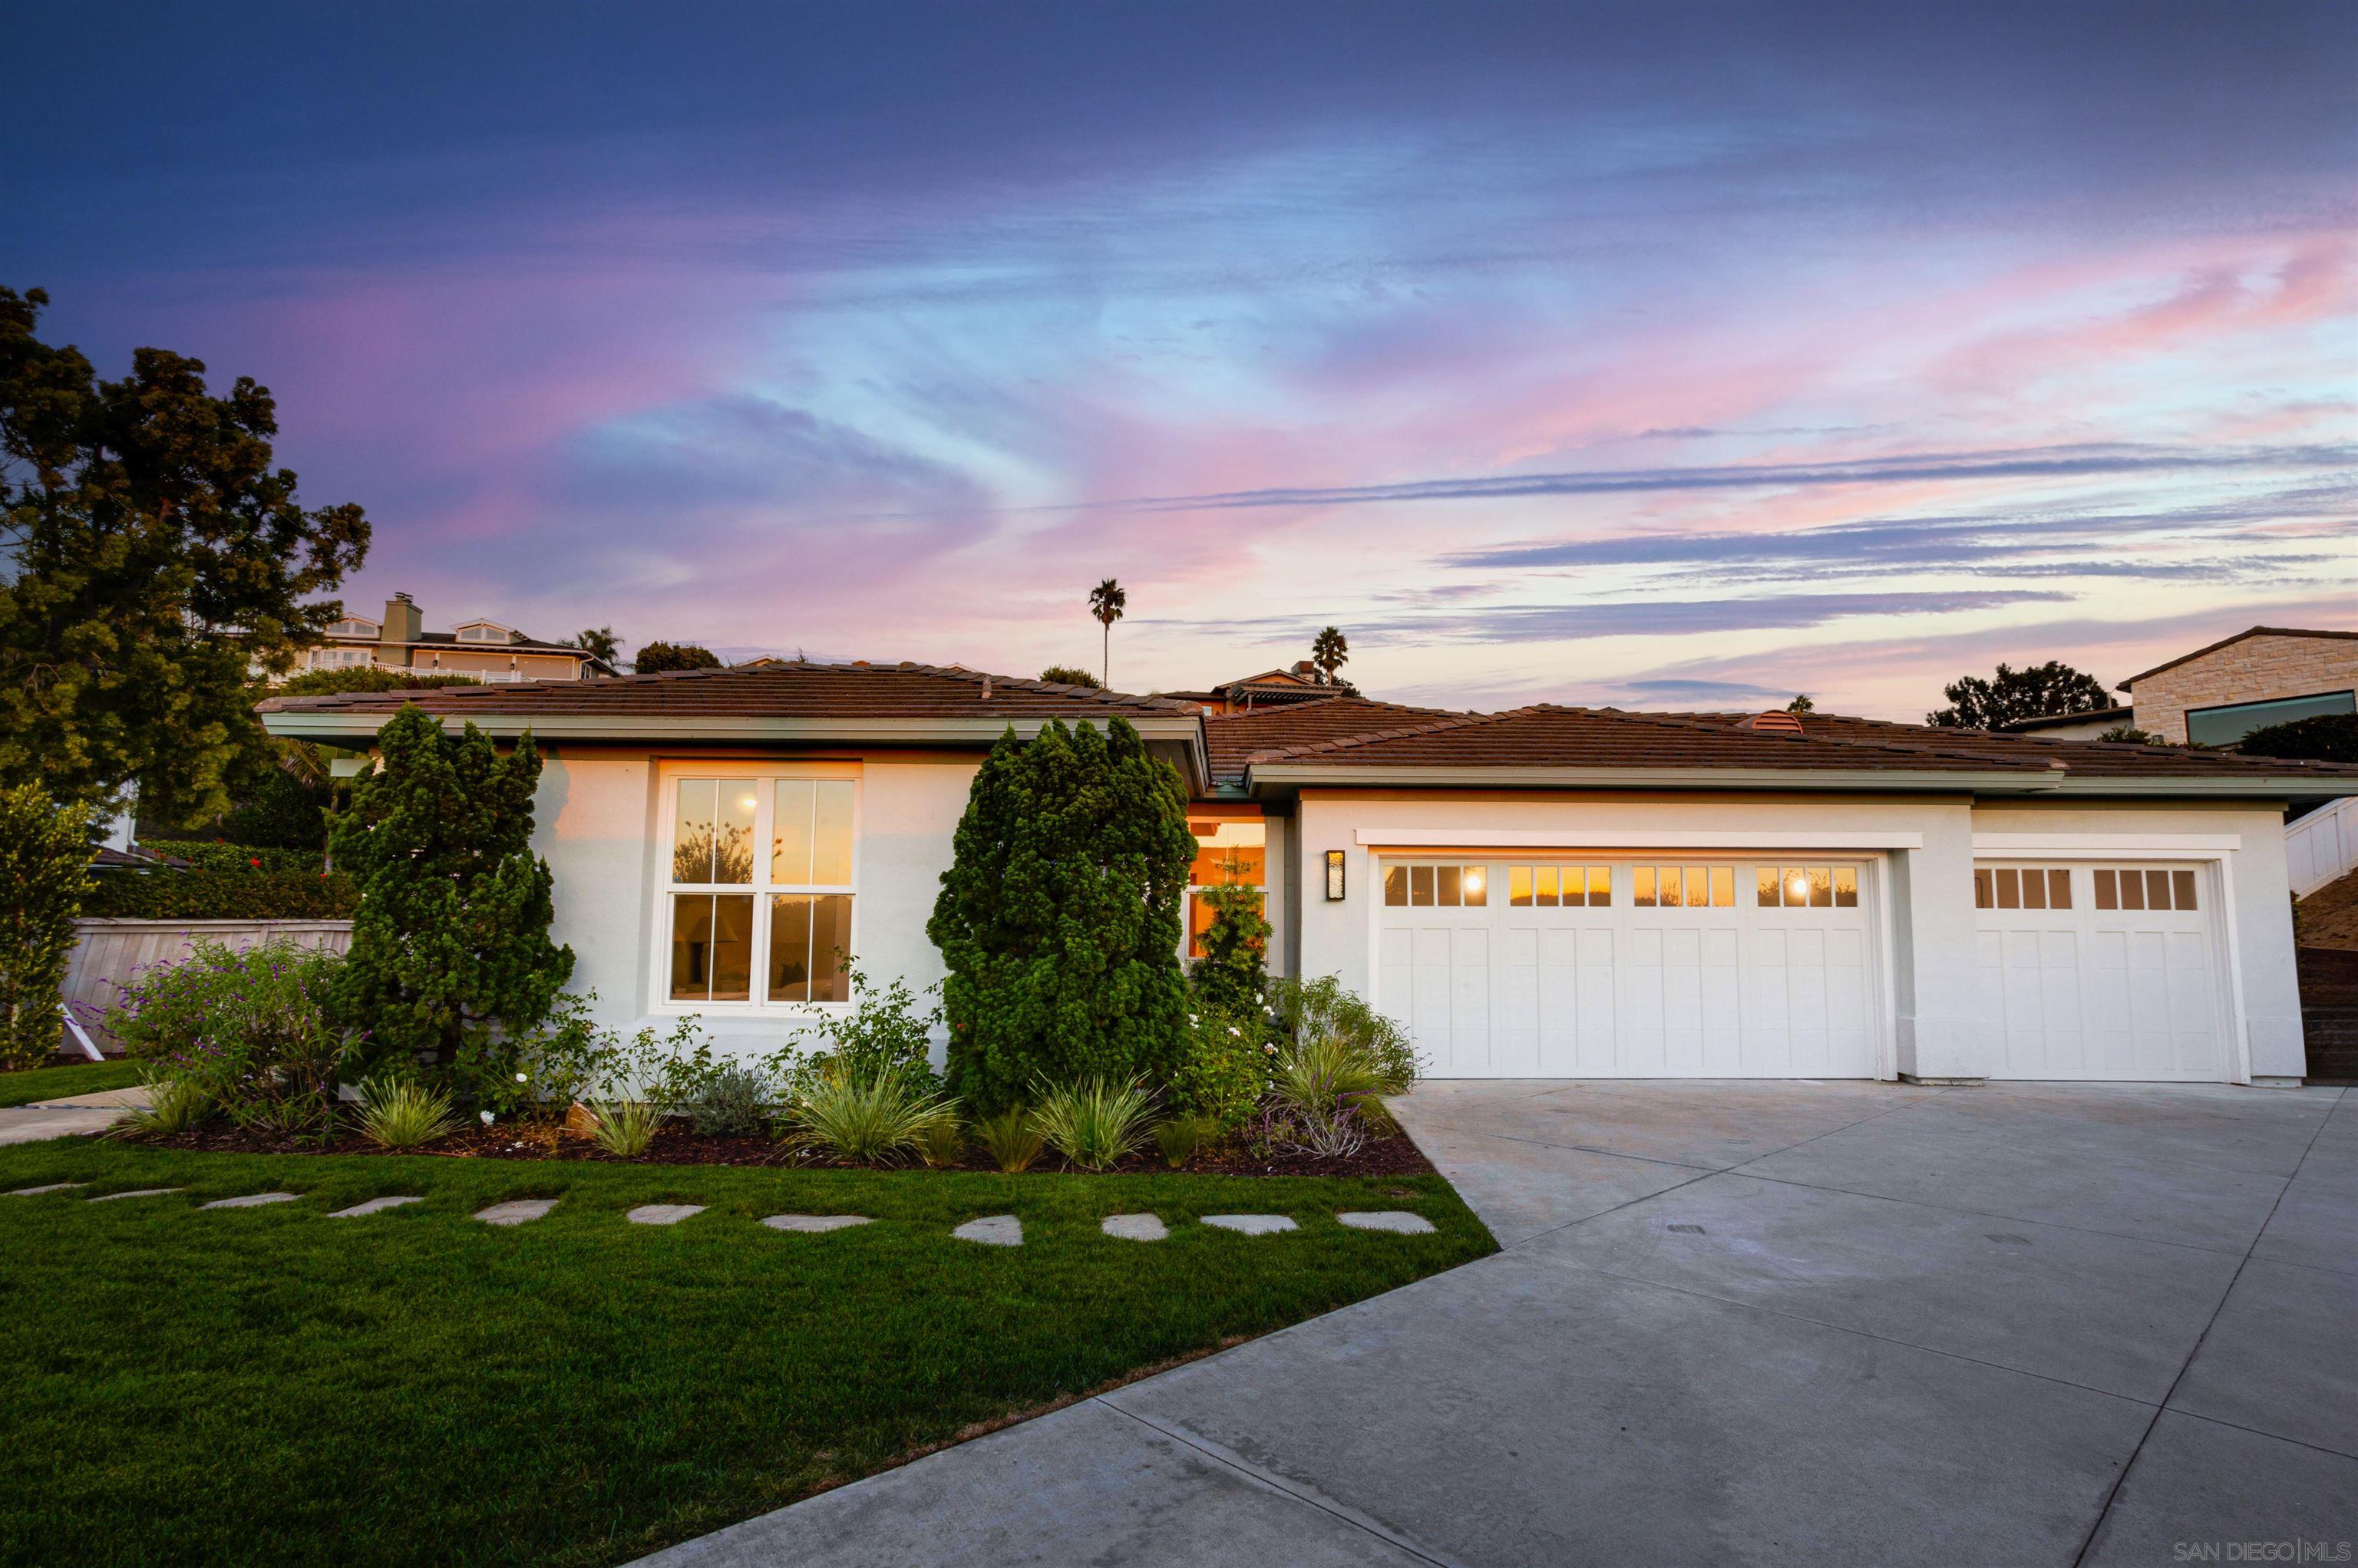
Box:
1736;710;1806;733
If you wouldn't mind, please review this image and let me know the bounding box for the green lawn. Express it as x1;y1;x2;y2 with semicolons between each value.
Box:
0;1140;1492;1567
0;1059;141;1108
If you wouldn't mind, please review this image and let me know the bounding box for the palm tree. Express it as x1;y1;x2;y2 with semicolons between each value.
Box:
1311;626;1349;685
1088;578;1127;688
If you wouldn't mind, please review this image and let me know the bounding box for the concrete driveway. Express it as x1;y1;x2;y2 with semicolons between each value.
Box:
642;1079;2356;1567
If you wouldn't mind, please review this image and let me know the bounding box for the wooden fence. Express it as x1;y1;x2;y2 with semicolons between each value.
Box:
64;918;355;1053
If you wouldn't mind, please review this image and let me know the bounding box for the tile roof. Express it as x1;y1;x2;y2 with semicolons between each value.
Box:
1240;704;2358;784
1204;696;1459;784
256;662;1200;721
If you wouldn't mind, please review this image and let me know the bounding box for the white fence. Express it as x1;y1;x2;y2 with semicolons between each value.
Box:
2289;796;2358;900
64;918;355;1052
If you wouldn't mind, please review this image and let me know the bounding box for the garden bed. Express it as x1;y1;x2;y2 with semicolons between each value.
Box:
111;1117;1438;1177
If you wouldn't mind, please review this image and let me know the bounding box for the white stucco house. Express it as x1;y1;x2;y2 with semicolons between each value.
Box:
259;662;2358;1088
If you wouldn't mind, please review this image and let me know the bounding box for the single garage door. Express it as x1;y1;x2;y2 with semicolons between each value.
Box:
1973;861;2227;1080
1377;857;1879;1078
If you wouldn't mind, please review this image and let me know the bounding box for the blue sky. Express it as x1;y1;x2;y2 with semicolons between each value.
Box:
5;1;2353;713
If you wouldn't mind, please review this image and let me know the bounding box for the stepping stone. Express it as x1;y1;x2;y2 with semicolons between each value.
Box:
1101;1213;1168;1241
87;1188;183;1203
1202;1213;1296;1236
329;1197;423;1218
1337;1210;1435;1235
5;1183;85;1196
761;1213;872;1233
201;1192;301;1210
474;1199;559;1226
626;1203;705;1226
952;1214;1022;1246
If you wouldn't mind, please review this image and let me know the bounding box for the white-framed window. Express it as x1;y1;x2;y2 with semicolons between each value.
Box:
1762;865;1861;909
308;646;375;669
1635;864;1735;909
1506;863;1613;907
456;622;514;643
660;769;859;1010
1973;865;2069;911
2092;867;2197;913
327;618;378;638
1381;863;1489;907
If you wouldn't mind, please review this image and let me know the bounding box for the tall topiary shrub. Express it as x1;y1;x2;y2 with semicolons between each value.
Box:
330;705;573;1076
0;784;92;1068
1191;883;1270;1018
928;718;1194;1111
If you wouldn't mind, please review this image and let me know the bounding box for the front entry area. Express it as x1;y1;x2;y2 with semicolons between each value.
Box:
1376;857;1880;1078
1973;861;2229;1081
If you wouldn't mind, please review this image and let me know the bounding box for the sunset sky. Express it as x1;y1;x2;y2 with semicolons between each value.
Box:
7;1;2353;715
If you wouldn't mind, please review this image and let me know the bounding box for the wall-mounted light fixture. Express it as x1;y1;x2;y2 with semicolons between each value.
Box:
1325;849;1346;901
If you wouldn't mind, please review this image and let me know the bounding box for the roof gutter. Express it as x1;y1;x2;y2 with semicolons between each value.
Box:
259;711;1213;794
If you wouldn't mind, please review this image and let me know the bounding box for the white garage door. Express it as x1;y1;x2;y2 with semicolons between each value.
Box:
1973;862;2227;1081
1377;858;1879;1078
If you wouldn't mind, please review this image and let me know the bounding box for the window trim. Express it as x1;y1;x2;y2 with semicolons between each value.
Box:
652;763;861;1017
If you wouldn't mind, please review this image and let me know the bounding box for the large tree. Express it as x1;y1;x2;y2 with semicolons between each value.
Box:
1927;661;2115;730
631;639;721;673
329;705;573;1077
927;717;1194;1111
0;286;369;821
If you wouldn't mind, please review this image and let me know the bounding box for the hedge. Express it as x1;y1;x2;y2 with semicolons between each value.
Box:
81;870;358;921
132;843;325;876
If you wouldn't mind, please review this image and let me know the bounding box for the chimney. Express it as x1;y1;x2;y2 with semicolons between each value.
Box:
379;593;422;663
1294;660;1317;678
981;674;992;700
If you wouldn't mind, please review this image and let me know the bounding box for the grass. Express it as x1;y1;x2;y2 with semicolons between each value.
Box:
0;1059;140;1108
0;1139;1492;1567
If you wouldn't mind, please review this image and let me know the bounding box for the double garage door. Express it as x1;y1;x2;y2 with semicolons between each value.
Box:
1377;857;1879;1078
1973;861;2227;1080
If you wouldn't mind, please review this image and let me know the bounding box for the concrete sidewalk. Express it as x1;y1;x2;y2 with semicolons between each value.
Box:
0;1084;148;1146
637;1079;2356;1567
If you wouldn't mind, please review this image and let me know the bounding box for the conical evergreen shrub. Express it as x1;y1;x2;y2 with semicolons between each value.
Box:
331;705;573;1077
927;718;1193;1111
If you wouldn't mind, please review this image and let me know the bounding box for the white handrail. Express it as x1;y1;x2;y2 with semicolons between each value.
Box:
2288;795;2358;898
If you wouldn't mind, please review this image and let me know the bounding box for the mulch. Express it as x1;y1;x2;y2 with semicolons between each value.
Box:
108;1120;1437;1179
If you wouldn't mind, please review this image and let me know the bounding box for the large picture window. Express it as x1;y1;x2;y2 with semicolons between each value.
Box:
667;773;857;1007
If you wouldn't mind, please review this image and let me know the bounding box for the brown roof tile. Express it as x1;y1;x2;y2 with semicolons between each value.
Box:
256;662;1199;721
1243;704;2358;783
1204;696;1460;783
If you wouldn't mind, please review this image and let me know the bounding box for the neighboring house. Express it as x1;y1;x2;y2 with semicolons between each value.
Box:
2120;626;2358;746
259;665;2358;1088
283;593;617;685
1996;705;2133;743
1161;662;1348;715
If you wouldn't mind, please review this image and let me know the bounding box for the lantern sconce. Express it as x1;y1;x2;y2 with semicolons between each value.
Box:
1324;850;1346;902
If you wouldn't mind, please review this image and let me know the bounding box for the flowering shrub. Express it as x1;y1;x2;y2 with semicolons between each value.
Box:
765;961;943;1101
104;939;357;1135
1167;1005;1272;1134
458;992;708;1124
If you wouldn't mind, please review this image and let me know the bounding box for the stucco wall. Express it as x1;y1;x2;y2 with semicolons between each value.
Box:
2131;634;2358;743
533;751;979;1067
